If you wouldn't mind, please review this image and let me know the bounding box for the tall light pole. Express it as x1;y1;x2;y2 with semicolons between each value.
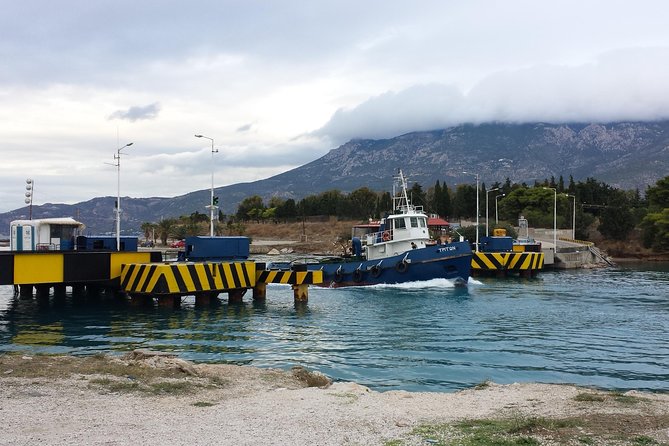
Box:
463;171;480;252
25;179;34;220
113;142;133;251
485;187;499;236
495;193;505;224
195;134;218;237
566;194;576;240
544;187;557;251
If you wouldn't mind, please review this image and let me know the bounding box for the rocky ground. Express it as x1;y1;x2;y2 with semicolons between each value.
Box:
1;351;668;446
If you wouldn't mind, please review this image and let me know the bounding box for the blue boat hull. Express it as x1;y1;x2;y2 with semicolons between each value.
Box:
306;241;472;287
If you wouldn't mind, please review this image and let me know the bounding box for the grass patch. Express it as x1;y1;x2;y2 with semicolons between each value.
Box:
192;401;215;407
88;376;207;396
328;391;358;404
1;353;229;398
148;381;197;395
392;413;669;446
409;418;542;445
453;418;551;445
0;352;186;381
410;414;669;446
575;390;647;406
473;379;493;390
89;377;142;393
610;391;644;405
291;365;331;387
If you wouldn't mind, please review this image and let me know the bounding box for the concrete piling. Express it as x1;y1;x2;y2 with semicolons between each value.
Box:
253;283;267;301
228;289;246;304
292;284;309;302
19;285;33;298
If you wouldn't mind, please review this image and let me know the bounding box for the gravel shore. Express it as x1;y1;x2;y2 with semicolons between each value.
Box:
1;351;668;446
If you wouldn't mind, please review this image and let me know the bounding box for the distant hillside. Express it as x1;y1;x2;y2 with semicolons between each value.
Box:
2;120;668;235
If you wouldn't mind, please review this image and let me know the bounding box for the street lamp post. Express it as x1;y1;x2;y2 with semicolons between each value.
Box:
25;179;34;220
485;187;499;236
113;143;133;251
566;194;576;240
194;134;218;237
463;171;480;252
544;187;557;251
495;193;505;224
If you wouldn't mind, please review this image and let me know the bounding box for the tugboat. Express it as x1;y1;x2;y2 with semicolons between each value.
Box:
299;170;472;287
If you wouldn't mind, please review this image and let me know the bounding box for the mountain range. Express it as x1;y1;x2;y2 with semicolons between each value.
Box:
2;120;668;236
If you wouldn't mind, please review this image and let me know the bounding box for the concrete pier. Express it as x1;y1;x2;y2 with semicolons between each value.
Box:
2;251;323;309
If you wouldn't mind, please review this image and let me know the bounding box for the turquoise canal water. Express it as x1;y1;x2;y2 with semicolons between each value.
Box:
0;263;667;393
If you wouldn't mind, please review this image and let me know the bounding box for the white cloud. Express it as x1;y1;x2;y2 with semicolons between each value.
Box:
314;48;669;144
109;103;161;122
1;0;669;212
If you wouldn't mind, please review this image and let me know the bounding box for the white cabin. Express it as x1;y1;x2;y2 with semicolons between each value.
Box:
359;171;432;261
10;217;85;251
364;212;430;260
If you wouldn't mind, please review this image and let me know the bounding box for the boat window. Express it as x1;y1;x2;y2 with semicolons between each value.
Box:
419;218;427;228
394;218;406;230
410;217;418;228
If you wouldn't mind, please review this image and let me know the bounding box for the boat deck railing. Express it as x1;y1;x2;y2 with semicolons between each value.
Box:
396;204;424;214
364;229;394;245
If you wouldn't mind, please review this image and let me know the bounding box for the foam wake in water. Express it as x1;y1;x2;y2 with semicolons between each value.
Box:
368;278;460;289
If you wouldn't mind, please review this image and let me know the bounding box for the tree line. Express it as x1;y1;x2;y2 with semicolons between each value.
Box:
141;175;669;252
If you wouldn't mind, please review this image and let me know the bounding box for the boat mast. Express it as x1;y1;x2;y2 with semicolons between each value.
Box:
394;170;412;214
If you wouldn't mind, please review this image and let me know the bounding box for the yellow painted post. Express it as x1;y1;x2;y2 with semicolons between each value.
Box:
253;282;267;301
292;284;309;302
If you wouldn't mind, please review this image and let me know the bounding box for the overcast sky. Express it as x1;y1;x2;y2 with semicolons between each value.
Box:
1;0;668;212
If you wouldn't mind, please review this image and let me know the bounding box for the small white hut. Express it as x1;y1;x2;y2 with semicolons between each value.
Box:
10;217;85;251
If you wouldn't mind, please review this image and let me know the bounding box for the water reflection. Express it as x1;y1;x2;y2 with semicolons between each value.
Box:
1;265;668;392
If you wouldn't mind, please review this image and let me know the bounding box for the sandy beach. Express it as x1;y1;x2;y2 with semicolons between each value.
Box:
1;351;668;446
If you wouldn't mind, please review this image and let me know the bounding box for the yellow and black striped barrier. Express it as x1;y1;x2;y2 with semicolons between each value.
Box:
472;252;544;277
120;262;323;304
256;269;323;286
121;261;256;296
253;269;324;302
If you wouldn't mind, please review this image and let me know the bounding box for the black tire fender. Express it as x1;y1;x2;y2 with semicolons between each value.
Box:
395;260;409;273
333;267;344;283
